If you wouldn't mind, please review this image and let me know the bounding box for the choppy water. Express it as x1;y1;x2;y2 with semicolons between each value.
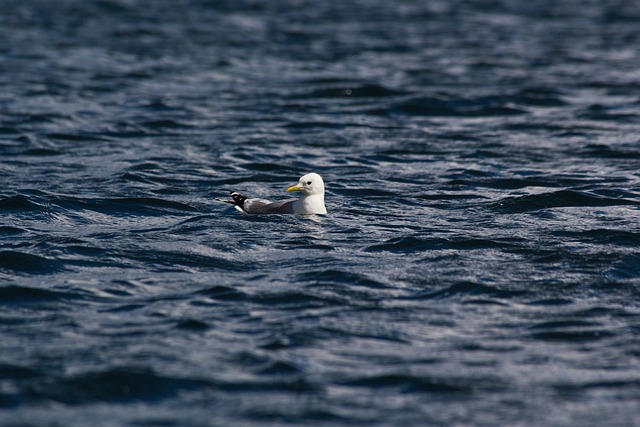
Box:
2;1;640;426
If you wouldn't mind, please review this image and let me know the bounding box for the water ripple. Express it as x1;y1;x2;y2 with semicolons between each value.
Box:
2;0;640;425
491;190;640;213
0;251;63;274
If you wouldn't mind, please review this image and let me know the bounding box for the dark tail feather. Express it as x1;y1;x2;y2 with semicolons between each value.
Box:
230;192;248;208
215;191;247;209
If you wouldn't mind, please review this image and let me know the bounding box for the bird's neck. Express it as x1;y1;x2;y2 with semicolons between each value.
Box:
300;193;324;203
297;193;326;214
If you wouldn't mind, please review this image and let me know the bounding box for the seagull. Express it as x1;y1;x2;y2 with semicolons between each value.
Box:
216;173;327;215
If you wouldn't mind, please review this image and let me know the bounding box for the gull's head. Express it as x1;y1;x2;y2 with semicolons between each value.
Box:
286;173;325;196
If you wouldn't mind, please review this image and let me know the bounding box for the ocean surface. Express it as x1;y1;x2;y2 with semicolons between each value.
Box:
2;0;640;425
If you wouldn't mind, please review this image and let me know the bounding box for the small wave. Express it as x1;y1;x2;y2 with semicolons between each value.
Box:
276;238;334;251
0;195;43;212
0;363;42;380
125;161;163;172
369;89;566;118
527;298;573;306
297;269;390;288
0;285;73;303
0;226;27;235
341;374;469;393
334;187;397;198
378;95;528;117
0;363;43;408
0;251;63;274
27;368;213;404
604;254;640;280
255;360;302;375
578;143;640;159
553;229;640;246
414;281;526;300
491;190;640;213
112;248;240;272
106;197;197;212
529;329;613;342
577;103;640;122
365;236;443;252
365;236;519;253
282;121;350;130
102;303;145;313
138;99;188;112
195;285;247;301
511;87;568;107
552;379;640;393
118;172;157;184
527;314;614;343
46;132;109;142
219;377;318;393
305;83;406;99
255;291;337;308
239;162;293;172
141;119;193;130
57;196;198;217
175;319;210;331
0;126;19;135
22;148;63;156
452;177;566;190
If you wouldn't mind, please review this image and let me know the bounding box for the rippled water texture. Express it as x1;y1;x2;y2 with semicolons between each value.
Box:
1;1;640;426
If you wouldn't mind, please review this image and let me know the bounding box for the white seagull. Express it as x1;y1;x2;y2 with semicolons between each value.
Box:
217;173;327;215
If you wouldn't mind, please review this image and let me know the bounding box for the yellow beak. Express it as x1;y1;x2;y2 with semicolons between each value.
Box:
286;185;302;193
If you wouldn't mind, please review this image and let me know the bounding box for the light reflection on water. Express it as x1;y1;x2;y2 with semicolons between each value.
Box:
1;0;640;426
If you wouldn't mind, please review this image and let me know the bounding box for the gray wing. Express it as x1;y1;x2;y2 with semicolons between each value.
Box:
243;198;297;214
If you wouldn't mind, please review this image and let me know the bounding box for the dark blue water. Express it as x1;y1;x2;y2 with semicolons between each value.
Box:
2;1;640;425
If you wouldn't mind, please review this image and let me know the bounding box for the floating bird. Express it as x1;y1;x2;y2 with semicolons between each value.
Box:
216;173;327;215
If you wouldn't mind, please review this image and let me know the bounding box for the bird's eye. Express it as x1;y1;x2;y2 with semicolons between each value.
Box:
306;181;312;185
